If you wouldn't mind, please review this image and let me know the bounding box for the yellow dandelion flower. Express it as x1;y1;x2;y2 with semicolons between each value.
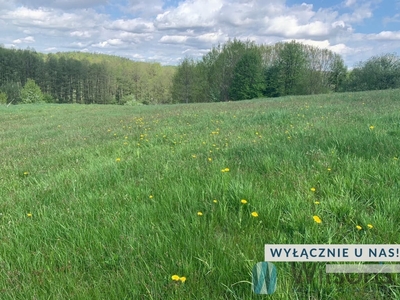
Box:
149;195;153;199
213;199;218;203
356;225;362;230
327;168;331;171
310;187;316;192
116;158;121;162
251;212;259;217
179;277;186;283
197;212;203;216
208;158;212;162
369;125;374;130
27;213;32;217
224;168;230;172
23;171;29;176
171;275;180;281
192;154;197;158
241;199;248;204
367;224;373;229
313;215;322;223
314;201;320;205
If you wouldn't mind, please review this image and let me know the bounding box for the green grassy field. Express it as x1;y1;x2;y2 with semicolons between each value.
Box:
1;89;400;299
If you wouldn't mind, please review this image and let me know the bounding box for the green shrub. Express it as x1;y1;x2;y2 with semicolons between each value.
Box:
21;79;44;104
123;94;143;106
43;93;55;103
0;92;7;105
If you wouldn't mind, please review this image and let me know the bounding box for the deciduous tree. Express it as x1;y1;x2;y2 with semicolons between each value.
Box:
229;47;265;100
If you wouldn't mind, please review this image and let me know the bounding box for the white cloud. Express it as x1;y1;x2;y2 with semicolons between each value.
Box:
125;0;164;17
13;36;35;43
383;13;400;25
155;0;223;30
44;47;57;51
195;31;227;44
368;31;400;40
289;39;331;49
159;35;188;44
288;2;316;23
288;38;355;56
340;2;373;24
218;1;261;27
262;16;332;39
3;7;106;31
70;42;90;48
106;19;155;33
116;32;154;44
14;0;108;10
92;39;125;48
70;31;92;38
131;53;145;59
344;0;357;7
328;43;355;55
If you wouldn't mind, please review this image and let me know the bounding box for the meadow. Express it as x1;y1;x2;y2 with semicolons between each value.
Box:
0;89;399;299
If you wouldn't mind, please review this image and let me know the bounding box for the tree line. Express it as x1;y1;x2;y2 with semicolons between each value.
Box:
0;47;174;105
171;39;400;103
1;41;400;105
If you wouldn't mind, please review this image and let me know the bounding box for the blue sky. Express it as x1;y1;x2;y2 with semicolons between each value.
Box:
0;0;399;67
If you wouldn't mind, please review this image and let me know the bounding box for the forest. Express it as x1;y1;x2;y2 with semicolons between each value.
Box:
1;40;400;105
172;39;400;103
0;48;175;105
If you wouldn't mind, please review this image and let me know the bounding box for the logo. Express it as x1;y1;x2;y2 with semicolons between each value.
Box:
251;244;400;295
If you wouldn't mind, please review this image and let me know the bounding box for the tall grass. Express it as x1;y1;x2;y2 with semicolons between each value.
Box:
0;89;399;299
